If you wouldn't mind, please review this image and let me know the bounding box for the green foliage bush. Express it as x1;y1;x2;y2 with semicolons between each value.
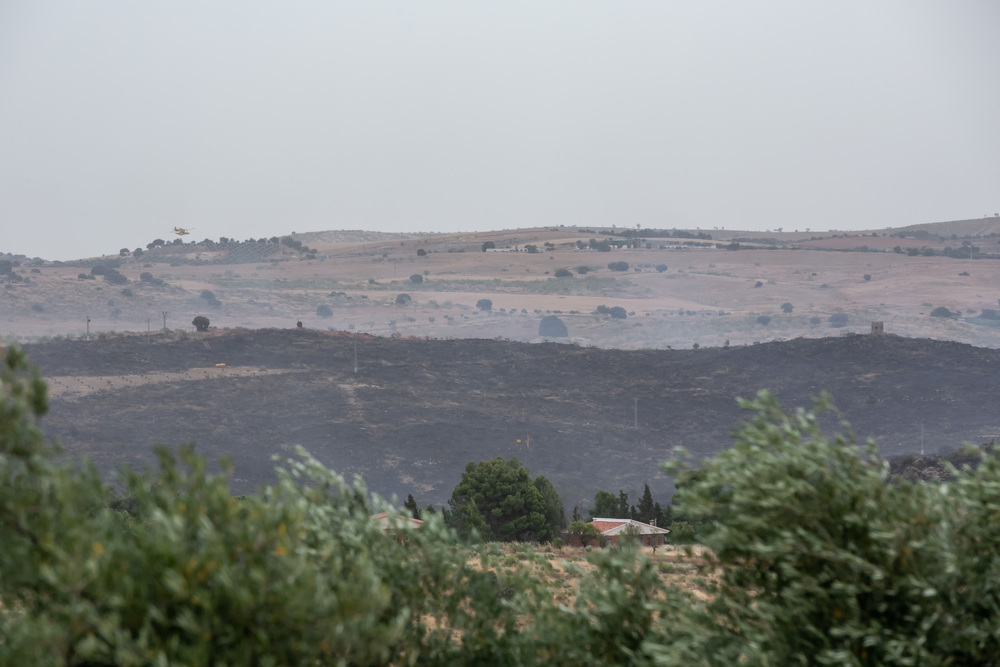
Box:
666;390;1000;664
930;306;956;318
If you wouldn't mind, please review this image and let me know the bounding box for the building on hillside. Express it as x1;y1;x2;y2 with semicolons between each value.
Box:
564;518;670;547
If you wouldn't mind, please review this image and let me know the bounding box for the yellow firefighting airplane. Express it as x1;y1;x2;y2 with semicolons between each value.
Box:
172;227;194;236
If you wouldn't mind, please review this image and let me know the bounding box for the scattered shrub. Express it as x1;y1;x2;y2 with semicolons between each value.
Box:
476;298;492;312
607;261;630;272
395;294;412;306
409;274;424;284
553;268;573;278
655;264;668;273
828;313;849;327
930;306;956;318
756;315;771;326
538;315;568;338
316;304;334;318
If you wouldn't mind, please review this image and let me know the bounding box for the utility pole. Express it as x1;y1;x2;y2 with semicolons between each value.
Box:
146;318;150;344
161;311;169;331
86;316;91;341
920;424;925;456
634;398;638;430
353;331;358;374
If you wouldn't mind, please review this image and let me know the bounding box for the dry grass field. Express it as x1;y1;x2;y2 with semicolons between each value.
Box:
4;220;1000;351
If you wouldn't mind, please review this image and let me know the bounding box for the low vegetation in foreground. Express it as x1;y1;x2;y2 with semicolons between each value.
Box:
3;346;1000;665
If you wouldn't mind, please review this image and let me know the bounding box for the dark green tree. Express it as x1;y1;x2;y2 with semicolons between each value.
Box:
403;494;420;520
447;458;555;542
192;316;210;332
592;490;619;518
636;483;655;524
533;475;566;536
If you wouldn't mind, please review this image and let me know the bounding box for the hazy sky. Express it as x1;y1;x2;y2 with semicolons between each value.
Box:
2;2;998;260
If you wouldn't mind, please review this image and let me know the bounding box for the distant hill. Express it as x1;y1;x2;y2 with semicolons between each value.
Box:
24;329;1000;511
886;216;1000;238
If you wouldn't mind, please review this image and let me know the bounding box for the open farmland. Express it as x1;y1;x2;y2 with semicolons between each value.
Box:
4;222;1000;351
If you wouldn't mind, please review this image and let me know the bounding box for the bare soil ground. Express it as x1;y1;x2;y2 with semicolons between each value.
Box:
21;328;1000;513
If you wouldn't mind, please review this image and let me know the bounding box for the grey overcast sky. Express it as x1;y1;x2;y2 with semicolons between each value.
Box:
2;2;998;260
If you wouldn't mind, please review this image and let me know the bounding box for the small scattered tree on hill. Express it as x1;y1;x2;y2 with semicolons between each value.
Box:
930;306;956;318
608;261;630;272
568;521;600;548
416;248;427;256
538;315;568;338
192;316;210;332
781;302;794;314
553;268;573;278
655;264;668;273
409;274;423;284
316;304;333;318
395;294;412;306
476;298;492;312
481;241;495;252
757;315;771;326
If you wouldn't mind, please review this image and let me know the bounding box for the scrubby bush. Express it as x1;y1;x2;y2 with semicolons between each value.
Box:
192;315;210;331
409;274;424;284
666;391;1000;664
200;289;216;300
417;248;427;256
476;298;492;312
607;261;630;272
538;315;568;338
828;313;849;327
481;241;495;252
930;306;956;318
756;315;771;326
395;294;412;306
655;264;668;273
575;266;589;274
553;268;573;278
140;272;154;282
316;304;333;318
780;302;794;314
609;306;627;319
